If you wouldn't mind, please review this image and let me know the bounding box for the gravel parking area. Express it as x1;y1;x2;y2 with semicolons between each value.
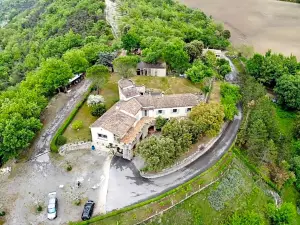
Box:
0;149;109;225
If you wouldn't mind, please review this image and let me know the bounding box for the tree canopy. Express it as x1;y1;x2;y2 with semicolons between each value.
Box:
189;102;225;137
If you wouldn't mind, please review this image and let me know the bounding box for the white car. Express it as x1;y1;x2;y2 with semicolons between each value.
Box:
47;192;57;220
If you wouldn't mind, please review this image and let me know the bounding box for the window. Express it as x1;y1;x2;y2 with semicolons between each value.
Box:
98;133;107;139
187;108;192;112
172;109;178;113
157;109;164;114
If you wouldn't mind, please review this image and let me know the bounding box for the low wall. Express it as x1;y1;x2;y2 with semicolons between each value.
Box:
59;141;92;155
141;121;229;179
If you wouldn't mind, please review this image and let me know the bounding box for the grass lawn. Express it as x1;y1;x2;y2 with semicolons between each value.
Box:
63;74;121;143
132;76;203;94
209;81;221;103
281;184;300;224
274;104;297;136
100;73;121;109
145;157;273;225
63;102;97;143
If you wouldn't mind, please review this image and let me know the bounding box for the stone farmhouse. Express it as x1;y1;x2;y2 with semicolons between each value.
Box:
136;62;167;77
90;79;204;160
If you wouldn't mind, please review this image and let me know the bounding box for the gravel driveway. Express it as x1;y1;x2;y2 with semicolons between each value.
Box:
0;79;110;225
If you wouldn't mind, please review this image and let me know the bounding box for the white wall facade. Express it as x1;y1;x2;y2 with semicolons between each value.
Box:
150;68;166;77
141;106;193;119
91;127;121;152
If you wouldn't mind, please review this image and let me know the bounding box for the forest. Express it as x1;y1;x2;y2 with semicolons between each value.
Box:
0;0;114;163
0;0;231;163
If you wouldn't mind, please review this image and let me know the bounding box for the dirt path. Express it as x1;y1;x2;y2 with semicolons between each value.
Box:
32;79;91;159
179;0;300;58
0;79;111;225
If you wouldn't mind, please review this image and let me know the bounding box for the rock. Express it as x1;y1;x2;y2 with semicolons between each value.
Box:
59;185;64;189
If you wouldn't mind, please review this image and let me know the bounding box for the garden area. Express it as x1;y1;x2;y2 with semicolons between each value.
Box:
62;73;120;144
145;157;276;225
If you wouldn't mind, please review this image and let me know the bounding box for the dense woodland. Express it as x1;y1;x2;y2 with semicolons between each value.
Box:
0;0;231;163
0;0;114;163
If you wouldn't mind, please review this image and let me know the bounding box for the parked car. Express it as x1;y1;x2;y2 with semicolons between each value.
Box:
47;192;58;220
81;200;95;221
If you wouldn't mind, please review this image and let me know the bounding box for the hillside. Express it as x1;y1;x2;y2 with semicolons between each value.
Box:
0;0;112;90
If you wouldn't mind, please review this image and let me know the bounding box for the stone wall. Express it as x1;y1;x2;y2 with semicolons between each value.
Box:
59;141;92;155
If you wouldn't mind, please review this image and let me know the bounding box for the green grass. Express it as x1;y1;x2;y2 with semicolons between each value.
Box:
281;184;300;224
62;74;120;143
145;157;273;225
132;76;203;94
209;81;221;103
274;105;297;136
69;151;233;225
232;58;246;74
100;73;120;109
63;103;97;143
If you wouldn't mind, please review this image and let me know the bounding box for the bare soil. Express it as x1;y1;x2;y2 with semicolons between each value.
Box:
180;0;300;58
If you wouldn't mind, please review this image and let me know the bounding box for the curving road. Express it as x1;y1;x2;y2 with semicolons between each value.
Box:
105;56;242;211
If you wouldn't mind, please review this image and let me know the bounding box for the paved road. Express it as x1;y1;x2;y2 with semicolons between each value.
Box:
106;55;241;211
106;106;242;211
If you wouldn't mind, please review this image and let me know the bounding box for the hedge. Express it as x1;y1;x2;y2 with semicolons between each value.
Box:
50;87;92;153
69;151;234;225
232;147;281;193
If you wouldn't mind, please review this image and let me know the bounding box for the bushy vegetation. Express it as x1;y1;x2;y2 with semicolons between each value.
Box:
138;102;224;171
0;0;112;163
189;102;225;137
155;116;167;131
119;0;230;74
267;203;296;225
220;82;241;120
72;120;83;130
90;103;106;117
138;118;200;171
246;50;300;110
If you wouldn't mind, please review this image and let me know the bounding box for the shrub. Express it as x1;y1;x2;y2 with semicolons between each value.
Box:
267;203;296;225
36;205;43;212
87;95;105;106
74;198;81;206
72;120;83;130
227;210;264;225
91;103;106;117
0;211;5;217
66;164;72;172
56;135;67;146
155;116;167;130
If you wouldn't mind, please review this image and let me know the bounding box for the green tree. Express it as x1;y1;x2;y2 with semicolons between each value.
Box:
204;50;218;69
293;114;300;139
184;40;204;62
86;65;110;93
186;60;214;83
36;58;73;95
155;116;167;130
90;104;106;117
274;74;300;110
267;203;296;225
228;211;264;225
113;56;140;78
72;120;83;130
162;119;192;156
222;30;231;39
137;136;177;171
63;49;89;73
162;38;190;73
121;32;140;51
246;54;264;79
189;102;225;137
